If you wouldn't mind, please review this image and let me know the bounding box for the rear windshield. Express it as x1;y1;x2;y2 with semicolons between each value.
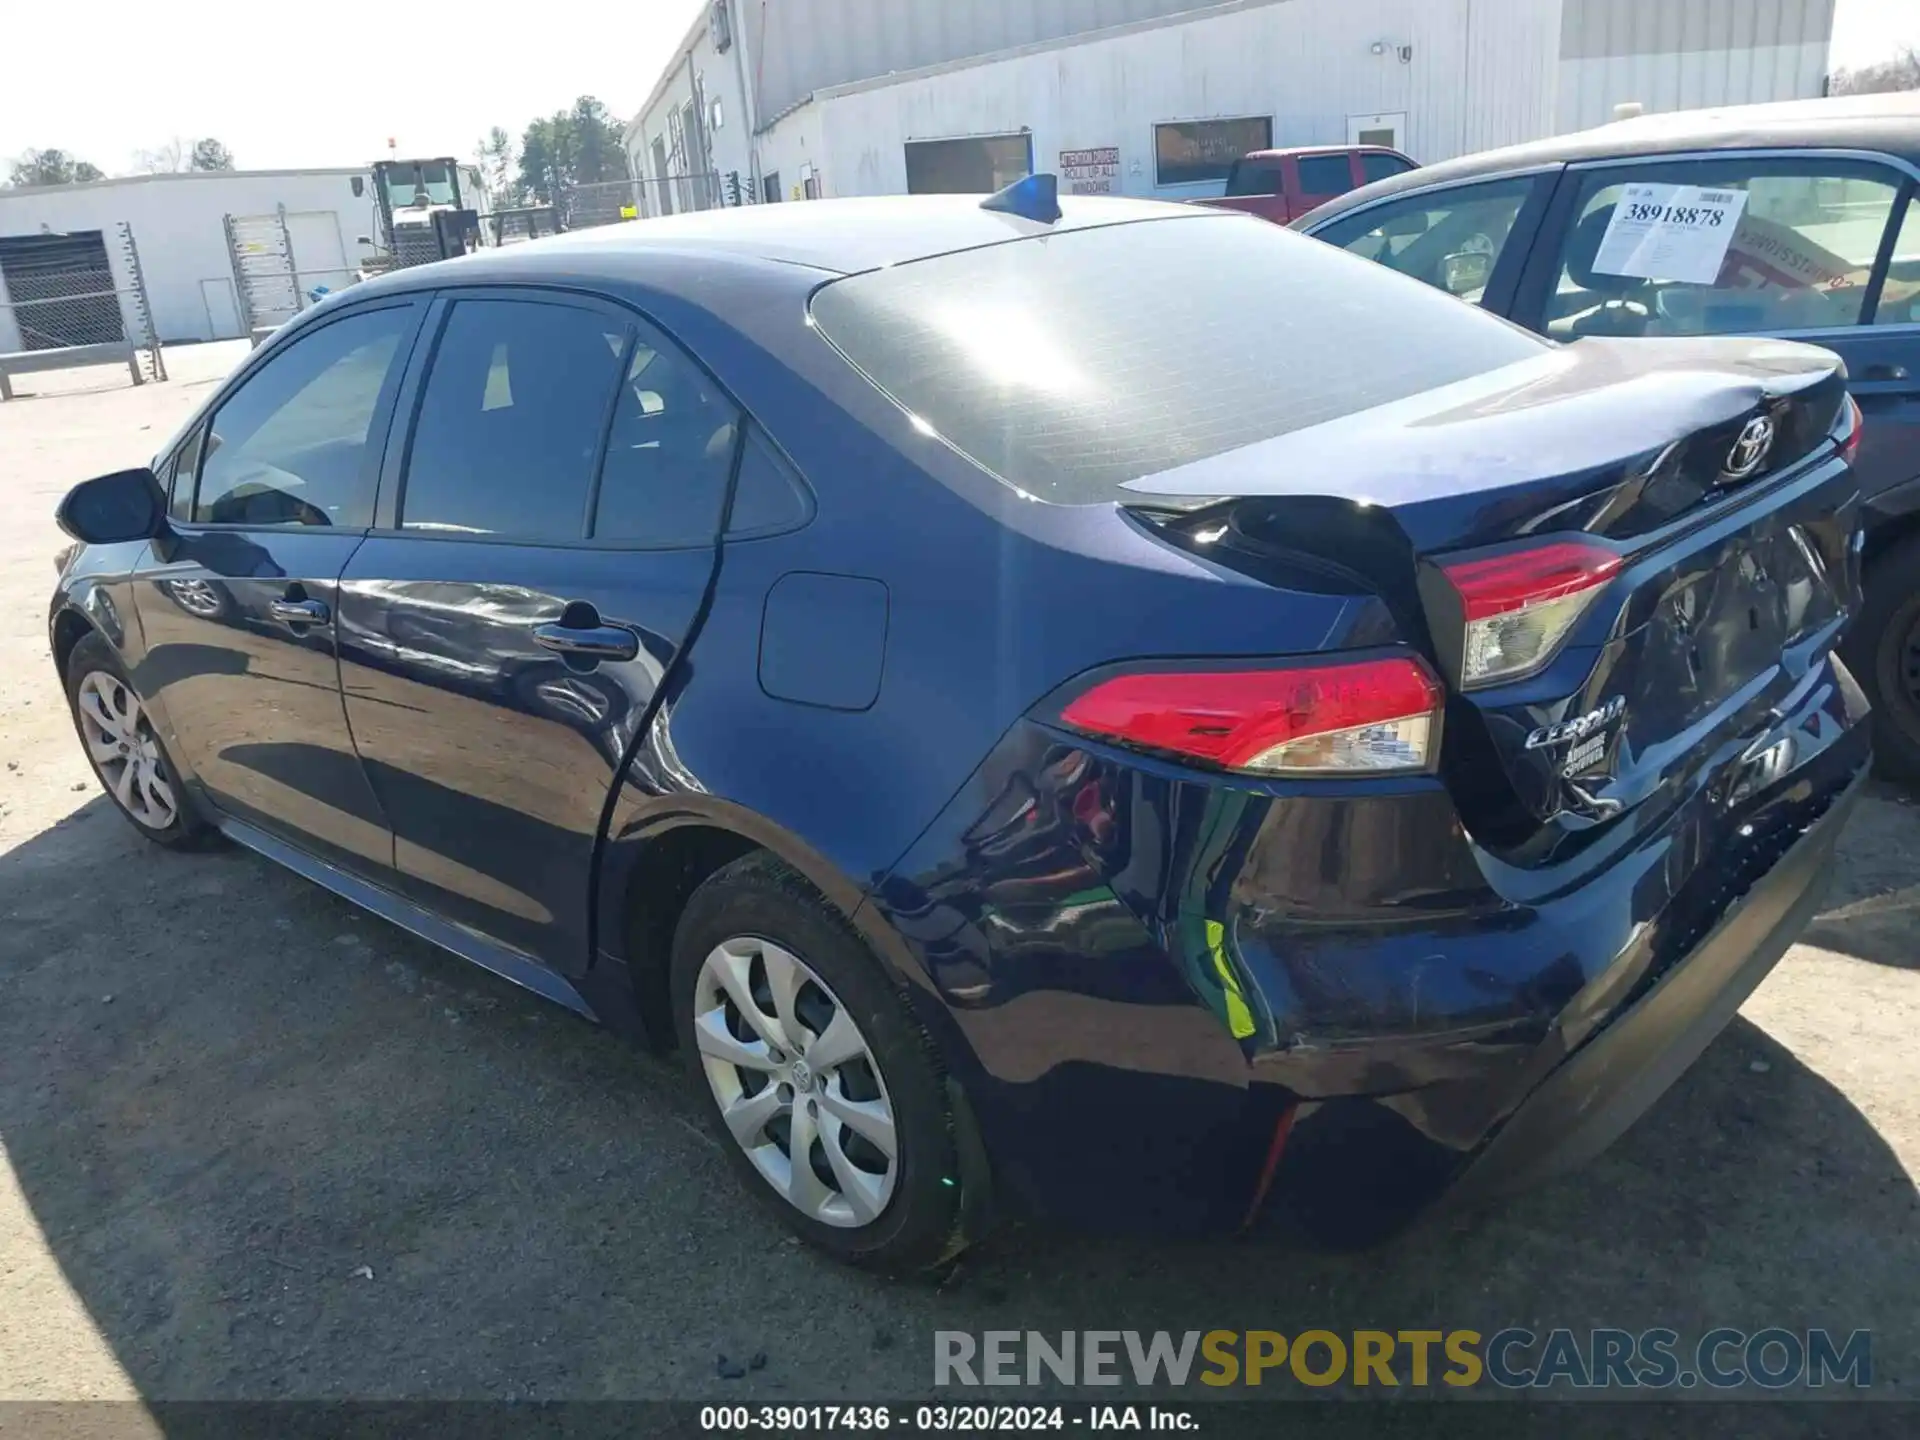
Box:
809;212;1545;504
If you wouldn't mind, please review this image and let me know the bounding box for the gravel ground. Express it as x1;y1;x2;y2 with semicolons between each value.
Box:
0;344;1916;1410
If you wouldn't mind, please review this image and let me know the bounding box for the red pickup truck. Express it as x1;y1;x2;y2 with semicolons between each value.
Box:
1191;145;1418;224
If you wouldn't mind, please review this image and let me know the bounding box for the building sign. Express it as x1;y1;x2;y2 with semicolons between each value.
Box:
1060;147;1120;196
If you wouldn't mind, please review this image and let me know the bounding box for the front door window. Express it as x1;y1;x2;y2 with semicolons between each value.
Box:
1542;161;1905;339
1309;178;1538;305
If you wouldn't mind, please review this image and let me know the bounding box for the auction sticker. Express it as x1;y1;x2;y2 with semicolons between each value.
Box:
1591;183;1749;284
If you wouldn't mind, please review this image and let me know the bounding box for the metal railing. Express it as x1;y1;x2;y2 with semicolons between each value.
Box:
489;208;565;246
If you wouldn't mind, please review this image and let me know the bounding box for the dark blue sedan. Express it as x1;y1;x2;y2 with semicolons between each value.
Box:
50;185;1870;1269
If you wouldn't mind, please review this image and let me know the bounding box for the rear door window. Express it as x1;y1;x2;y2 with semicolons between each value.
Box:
399;298;625;539
591;323;743;546
1310;178;1538;305
1540;159;1904;339
809;212;1543;505
1361;152;1414;184
1871;194;1920;328
725;427;814;537
1296;155;1354;195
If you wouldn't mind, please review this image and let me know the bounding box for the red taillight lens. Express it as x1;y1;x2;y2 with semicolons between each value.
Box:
1838;393;1863;467
1441;539;1622;689
1058;657;1442;776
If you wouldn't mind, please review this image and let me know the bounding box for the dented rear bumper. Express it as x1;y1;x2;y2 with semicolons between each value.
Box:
868;652;1869;1240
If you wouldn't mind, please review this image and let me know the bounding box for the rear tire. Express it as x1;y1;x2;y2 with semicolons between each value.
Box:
670;852;963;1274
63;630;220;851
1847;536;1920;784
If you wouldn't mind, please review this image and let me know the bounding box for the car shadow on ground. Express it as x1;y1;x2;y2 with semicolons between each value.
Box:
1796;781;1919;970
0;797;1913;1403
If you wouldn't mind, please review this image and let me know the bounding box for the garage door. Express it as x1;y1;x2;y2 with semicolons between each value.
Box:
0;230;123;350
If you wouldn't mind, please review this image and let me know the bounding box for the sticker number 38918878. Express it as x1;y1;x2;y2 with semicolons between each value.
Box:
1592;183;1750;285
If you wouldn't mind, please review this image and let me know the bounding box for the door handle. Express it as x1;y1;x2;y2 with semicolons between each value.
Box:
270;597;330;625
532;621;639;662
1859;363;1909;382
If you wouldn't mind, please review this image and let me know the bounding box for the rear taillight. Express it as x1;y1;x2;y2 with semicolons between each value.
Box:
1838;393;1863;468
1441;540;1622;689
1058;656;1442;777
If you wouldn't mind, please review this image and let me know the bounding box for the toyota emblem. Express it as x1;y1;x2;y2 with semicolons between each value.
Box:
1722;414;1776;481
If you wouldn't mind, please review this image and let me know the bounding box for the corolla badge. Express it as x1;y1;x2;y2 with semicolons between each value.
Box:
1527;695;1627;775
1524;694;1626;752
1722;414;1776;481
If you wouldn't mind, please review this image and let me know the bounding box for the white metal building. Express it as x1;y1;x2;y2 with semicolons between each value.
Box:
626;0;1835;210
0;169;384;347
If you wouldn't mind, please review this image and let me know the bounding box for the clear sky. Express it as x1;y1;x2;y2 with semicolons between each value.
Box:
1830;0;1920;70
0;0;708;174
2;0;1916;177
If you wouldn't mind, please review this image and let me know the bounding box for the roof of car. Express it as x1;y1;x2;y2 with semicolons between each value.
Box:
1239;145;1408;160
1299;91;1920;226
367;193;1207;293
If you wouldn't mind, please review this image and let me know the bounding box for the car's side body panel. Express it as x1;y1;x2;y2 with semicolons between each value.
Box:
585;266;1402;1054
137;528;394;875
336;539;717;974
43;197;1878;1245
328;286;731;978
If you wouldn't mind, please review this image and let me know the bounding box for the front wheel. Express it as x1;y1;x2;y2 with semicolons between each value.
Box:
670;853;964;1273
1847;536;1920;784
63;630;219;850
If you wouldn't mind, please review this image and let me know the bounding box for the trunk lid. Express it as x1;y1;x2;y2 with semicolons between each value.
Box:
1126;336;1858;852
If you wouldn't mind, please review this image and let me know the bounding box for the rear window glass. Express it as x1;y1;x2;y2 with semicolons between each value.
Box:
809;213;1545;504
1225;162;1283;197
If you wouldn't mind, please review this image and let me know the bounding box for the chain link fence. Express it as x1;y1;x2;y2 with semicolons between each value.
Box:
0;220;165;398
562;173;736;228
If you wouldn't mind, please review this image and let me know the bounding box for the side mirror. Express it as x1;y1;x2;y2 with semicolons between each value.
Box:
1443;249;1493;296
55;467;168;545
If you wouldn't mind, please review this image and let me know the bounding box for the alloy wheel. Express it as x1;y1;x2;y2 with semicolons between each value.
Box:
692;935;899;1227
75;671;178;831
164;578;225;618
